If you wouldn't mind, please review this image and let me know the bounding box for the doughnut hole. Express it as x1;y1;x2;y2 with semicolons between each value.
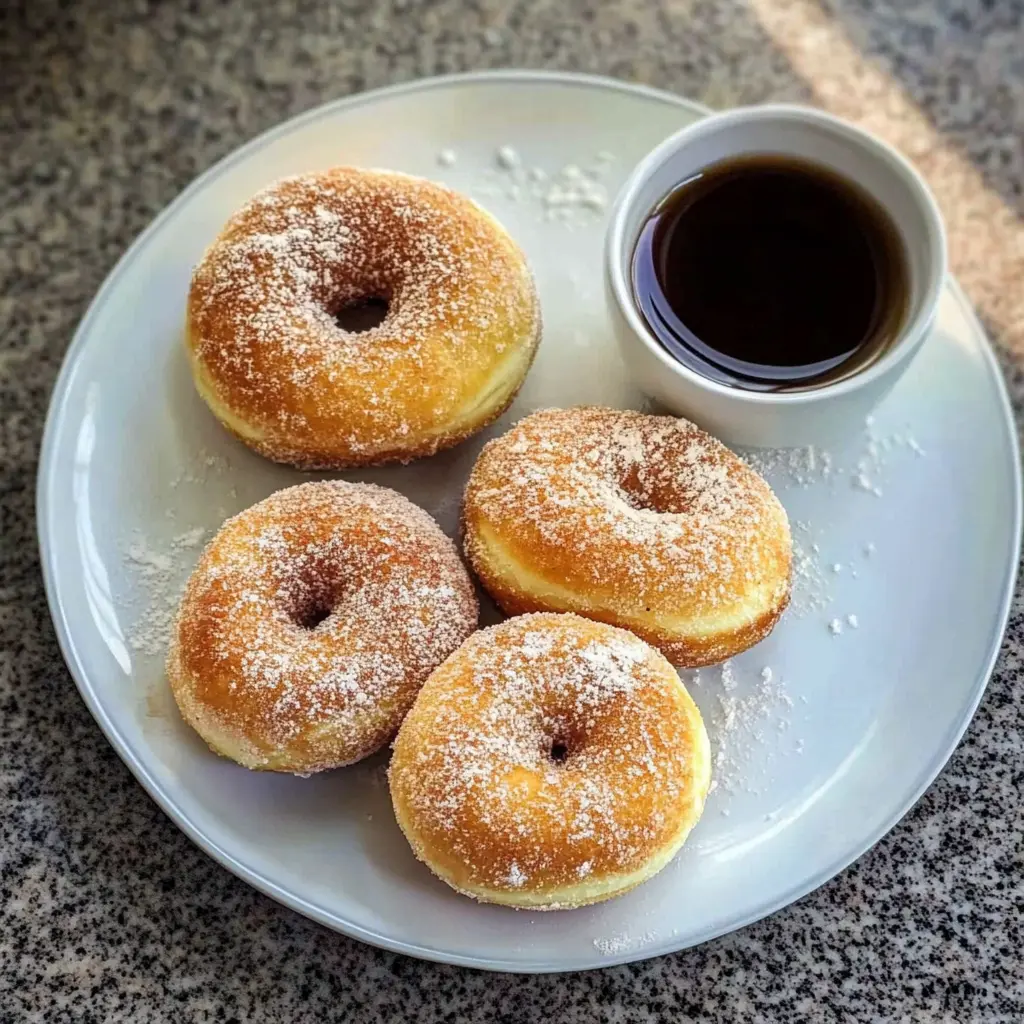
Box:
541;715;586;766
333;295;390;333
279;562;346;633
294;600;333;631
618;463;690;515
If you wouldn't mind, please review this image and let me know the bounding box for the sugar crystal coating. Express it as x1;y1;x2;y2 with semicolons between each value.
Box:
463;407;792;666
168;480;478;773
187;168;540;468
389;614;710;907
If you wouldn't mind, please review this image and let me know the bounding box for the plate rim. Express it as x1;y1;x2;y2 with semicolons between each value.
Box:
36;69;1024;973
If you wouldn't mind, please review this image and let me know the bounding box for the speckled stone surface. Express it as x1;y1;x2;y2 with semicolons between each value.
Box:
2;0;1023;1020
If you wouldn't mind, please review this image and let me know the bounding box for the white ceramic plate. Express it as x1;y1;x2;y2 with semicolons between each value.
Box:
38;71;1021;972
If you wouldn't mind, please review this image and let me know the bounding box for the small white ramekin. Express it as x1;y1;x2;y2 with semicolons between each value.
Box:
605;104;947;448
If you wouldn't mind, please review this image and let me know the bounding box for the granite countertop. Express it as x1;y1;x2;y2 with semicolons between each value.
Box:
2;0;1023;1019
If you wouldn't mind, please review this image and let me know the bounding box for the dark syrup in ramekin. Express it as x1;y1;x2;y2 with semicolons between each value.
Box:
632;155;909;392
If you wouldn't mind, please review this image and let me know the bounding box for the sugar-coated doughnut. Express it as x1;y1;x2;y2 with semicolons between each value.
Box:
187;168;541;469
389;613;710;909
463;407;791;666
167;481;478;774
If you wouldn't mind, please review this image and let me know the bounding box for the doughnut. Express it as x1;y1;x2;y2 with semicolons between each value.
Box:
463;407;791;666
389;613;710;909
187;168;541;469
167;481;477;774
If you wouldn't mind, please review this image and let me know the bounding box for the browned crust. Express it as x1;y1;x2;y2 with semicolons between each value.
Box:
460;407;793;668
168;481;478;774
470;556;791;668
202;318;540;471
186;168;541;469
388;614;711;908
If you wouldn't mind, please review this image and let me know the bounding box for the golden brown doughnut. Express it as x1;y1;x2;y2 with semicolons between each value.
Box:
389;613;711;909
462;407;791;666
167;481;477;774
187;168;541;469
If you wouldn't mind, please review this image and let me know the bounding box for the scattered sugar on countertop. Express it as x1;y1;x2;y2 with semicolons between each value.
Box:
829;618;843;636
846;613;860;629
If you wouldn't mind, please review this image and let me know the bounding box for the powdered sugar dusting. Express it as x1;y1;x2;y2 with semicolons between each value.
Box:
463;407;791;663
691;660;793;798
473;151;613;226
188;168;539;467
123;526;212;657
593;930;657;956
789;521;831;617
390;614;707;898
170;481;477;772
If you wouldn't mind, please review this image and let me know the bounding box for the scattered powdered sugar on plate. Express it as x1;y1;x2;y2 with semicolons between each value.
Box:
744;420;925;632
168;448;232;491
472;149;614;226
690;660;794;799
741;444;835;489
120;446;235;653
789;521;831;617
122;526;211;657
495;145;520;170
740;421;926;498
593;930;658;956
